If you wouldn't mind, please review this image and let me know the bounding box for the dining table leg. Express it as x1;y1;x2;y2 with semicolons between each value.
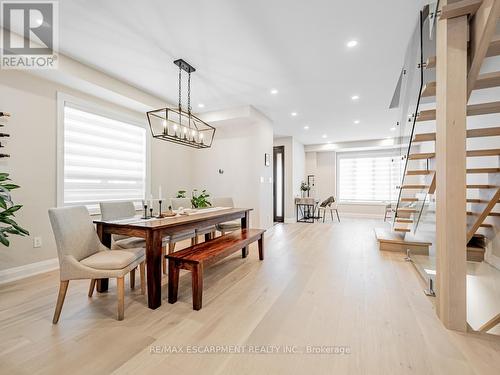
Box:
241;211;249;258
146;230;163;309
96;223;111;293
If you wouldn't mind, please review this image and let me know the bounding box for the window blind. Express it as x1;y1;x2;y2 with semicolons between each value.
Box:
63;105;146;209
337;151;400;202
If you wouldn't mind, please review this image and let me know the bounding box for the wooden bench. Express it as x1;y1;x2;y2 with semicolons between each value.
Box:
166;228;265;310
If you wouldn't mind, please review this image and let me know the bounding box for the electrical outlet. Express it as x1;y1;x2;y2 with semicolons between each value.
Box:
33;236;42;248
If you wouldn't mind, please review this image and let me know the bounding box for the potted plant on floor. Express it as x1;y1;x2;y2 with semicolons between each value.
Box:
0;173;29;246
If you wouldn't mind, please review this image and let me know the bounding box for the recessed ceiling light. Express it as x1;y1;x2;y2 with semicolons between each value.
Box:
327;141;332;144
291;112;298;117
347;40;358;48
304;125;310;130
351;95;360;101
390;127;396;131
198;103;205;108
270;88;279;95
322;134;327;139
354;120;360;124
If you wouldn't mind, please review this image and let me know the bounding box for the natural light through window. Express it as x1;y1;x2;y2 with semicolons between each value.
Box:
62;104;147;210
337;152;400;202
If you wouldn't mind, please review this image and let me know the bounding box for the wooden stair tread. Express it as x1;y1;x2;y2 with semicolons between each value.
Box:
400;197;419;202
467;198;487;203
421;71;500;98
397;208;418;213
486;35;500;57
406;169;434;175
467;148;500;157
395;218;413;223
417;101;500;122
467;184;498;188
467;167;500;173
425;56;436;69
374;228;432;246
467;211;500;216
408;152;435;160
394;228;411;233
475;71;500;90
413;127;500;142
401;184;430;189
480;223;493;228
439;0;482;20
421;82;436;97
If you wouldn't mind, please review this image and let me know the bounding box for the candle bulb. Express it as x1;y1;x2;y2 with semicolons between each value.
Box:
162;119;167;135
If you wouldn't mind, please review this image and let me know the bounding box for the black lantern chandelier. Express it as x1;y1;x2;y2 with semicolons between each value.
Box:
146;59;215;149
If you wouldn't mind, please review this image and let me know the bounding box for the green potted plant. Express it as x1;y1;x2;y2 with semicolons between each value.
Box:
0;173;29;246
176;190;187;198
300;181;311;198
191;189;212;208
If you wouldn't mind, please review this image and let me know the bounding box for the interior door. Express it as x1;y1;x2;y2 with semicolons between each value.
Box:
273;146;285;222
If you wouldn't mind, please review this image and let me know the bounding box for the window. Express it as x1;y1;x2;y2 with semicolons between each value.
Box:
337;150;401;202
58;96;148;212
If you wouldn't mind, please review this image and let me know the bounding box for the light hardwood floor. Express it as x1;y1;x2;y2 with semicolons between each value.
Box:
1;219;500;375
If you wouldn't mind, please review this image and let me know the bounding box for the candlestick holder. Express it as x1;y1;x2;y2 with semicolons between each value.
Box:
156;200;165;218
142;204;149;219
149;207;154;218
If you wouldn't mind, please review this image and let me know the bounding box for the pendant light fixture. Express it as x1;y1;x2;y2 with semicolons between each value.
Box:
146;59;215;148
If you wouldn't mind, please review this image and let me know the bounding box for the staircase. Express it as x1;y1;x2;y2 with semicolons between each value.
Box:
384;1;500;265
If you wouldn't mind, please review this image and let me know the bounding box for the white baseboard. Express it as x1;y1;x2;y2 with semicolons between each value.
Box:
0;258;59;285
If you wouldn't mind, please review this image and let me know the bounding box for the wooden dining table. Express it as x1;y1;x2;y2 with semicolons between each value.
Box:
94;207;252;309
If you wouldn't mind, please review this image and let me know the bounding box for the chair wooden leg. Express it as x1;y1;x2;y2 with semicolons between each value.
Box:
168;260;180;304
162;246;167;274
130;268;136;290
191;236;198;246
335;209;340;222
88;279;96;297
168;242;176;254
258;235;264;260
192;264;203;310
204;232;211;242
221;230;226;236
330;209;334;221
139;261;146;295
117;277;125;321
323;210;326;223
52;280;69;324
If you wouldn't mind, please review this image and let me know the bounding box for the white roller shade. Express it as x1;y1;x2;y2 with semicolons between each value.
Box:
337;151;400;202
62;105;146;209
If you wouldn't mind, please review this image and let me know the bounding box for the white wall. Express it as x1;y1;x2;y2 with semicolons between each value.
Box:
193;107;274;229
0;69;195;272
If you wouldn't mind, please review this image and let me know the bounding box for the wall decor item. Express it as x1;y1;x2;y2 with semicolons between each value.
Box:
146;59;216;149
265;153;270;166
0;111;9;158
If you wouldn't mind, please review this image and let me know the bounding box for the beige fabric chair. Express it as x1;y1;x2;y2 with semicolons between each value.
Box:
213;197;241;234
99;201;189;275
48;206;145;322
169;197;216;246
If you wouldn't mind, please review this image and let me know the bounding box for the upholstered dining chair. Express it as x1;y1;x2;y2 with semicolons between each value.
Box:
48;206;145;323
317;196;340;223
213;197;241;234
169;197;216;246
99;201;188;275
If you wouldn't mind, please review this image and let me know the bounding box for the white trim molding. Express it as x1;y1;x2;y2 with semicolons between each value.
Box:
0;258;59;285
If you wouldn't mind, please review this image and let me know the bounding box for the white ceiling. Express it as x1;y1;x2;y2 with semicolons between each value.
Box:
57;0;425;145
